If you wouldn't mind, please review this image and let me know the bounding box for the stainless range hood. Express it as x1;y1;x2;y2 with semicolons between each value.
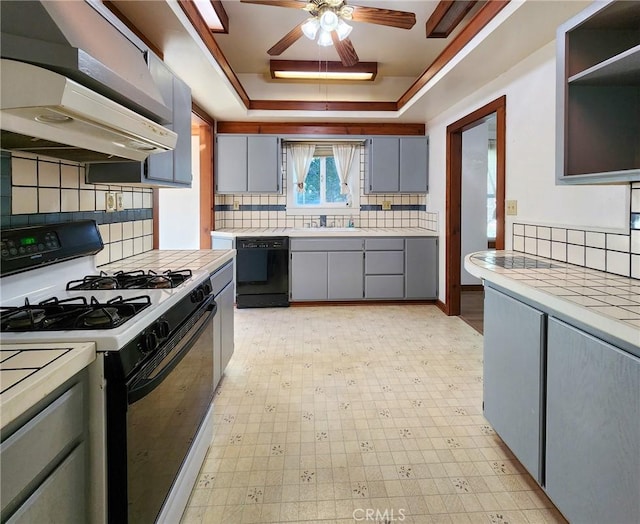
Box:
0;0;176;163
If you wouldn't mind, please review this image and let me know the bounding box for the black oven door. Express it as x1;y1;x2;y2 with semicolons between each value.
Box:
106;296;216;524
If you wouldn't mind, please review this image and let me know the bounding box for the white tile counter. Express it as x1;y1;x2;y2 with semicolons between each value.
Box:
98;249;235;274
213;227;438;238
465;250;640;352
0;342;96;428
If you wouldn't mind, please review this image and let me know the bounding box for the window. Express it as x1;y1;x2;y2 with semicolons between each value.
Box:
286;142;360;215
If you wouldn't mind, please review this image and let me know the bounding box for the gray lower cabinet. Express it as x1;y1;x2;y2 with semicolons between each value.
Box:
328;251;364;300
291;251;328;300
1;372;88;523
211;261;235;389
405;237;437;299
483;286;545;483
546;317;640;523
364;238;404;299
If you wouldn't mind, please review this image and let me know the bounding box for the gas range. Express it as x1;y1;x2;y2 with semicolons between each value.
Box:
0;221;211;362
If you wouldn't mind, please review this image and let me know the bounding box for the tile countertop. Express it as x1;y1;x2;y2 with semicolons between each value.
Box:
212;227;438;238
98;249;235;274
1;342;96;428
465;250;640;353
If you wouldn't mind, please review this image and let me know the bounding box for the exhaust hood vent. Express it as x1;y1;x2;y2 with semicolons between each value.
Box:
0;60;177;162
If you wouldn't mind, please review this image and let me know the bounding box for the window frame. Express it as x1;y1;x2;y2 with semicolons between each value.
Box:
286;143;361;216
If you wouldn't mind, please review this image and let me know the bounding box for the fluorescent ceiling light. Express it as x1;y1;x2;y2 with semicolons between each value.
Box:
270;61;377;81
193;0;227;32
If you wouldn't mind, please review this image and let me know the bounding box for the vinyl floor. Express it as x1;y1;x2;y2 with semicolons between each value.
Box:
181;305;564;524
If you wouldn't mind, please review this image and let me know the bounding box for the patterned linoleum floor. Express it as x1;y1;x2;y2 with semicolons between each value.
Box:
181;305;565;524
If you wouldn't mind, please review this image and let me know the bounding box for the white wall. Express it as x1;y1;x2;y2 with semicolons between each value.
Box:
427;41;630;300
158;136;200;249
461;121;489;285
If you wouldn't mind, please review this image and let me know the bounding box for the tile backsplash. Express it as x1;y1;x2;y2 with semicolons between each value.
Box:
1;152;154;265
512;183;640;280
214;146;438;231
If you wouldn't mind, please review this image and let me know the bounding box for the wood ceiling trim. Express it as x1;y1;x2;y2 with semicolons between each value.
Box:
177;0;250;108
426;1;477;39
210;1;229;33
248;100;398;112
217;122;426;135
398;0;510;109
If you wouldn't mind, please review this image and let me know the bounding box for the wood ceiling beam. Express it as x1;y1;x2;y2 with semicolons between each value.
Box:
216;122;426;135
398;0;510;110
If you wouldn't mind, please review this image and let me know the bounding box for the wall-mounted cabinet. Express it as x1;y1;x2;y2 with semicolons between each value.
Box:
366;137;429;193
87;54;192;187
216;135;281;193
556;0;640;184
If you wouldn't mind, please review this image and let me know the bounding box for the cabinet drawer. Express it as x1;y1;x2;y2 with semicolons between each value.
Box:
290;238;363;252
1;383;84;516
211;260;234;295
365;238;405;251
365;275;404;299
365;251;404;275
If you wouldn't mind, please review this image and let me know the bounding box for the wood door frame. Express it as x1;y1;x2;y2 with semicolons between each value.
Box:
445;95;506;316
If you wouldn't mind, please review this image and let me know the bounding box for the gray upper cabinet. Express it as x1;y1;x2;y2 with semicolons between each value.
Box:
87;54;192;187
216;135;280;193
367;137;428;193
483;286;545;484
545;317;640;523
405;237;437;299
556;0;640;183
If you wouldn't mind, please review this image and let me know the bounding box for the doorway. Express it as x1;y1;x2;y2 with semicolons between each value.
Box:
445;95;506;317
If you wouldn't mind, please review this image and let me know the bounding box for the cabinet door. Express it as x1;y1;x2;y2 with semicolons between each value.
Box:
546;318;640;523
172;74;193;185
369;138;399;192
216;136;247;193
291;252;327;300
399;137;428;192
219;281;235;375
146;55;174;183
405;237;437;299
213;303;222;390
328;251;363;300
248;136;279;192
483;286;545;483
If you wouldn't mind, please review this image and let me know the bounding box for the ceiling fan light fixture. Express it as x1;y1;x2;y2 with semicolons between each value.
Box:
317;28;333;47
335;19;352;41
301;17;320;39
319;9;339;32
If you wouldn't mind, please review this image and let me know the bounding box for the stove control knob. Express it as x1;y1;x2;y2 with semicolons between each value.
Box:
155;320;170;339
191;288;204;303
141;332;158;354
203;282;212;295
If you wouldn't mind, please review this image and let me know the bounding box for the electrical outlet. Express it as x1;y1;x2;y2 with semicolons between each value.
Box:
233;200;240;211
381;200;391;211
115;192;124;211
105;192;116;212
506;200;518;216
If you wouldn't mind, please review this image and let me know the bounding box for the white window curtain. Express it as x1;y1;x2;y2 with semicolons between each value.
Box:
289;144;316;193
332;144;357;195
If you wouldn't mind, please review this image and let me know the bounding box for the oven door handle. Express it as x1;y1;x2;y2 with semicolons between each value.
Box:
127;297;217;404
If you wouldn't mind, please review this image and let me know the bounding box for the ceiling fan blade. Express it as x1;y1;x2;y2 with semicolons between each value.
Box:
240;0;308;9
268;23;304;56
349;5;416;29
331;34;359;67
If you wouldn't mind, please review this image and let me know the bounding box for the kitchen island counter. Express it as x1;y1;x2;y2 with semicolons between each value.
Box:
465;250;640;353
0;342;95;428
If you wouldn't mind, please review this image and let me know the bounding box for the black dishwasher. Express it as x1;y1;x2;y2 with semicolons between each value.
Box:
236;237;289;308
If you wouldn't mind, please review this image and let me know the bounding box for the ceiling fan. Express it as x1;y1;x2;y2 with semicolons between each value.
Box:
239;0;416;67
